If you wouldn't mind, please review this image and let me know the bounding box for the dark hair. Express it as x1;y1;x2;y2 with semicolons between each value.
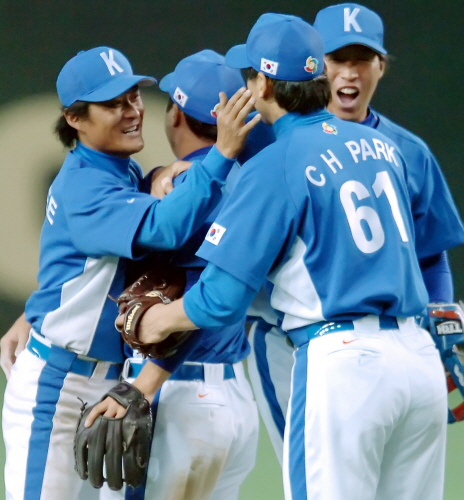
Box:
54;101;90;148
166;98;217;142
326;46;391;67
247;68;330;114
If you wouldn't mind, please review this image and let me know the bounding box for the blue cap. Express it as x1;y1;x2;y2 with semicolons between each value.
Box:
225;13;325;81
56;46;156;107
314;4;387;55
159;49;244;125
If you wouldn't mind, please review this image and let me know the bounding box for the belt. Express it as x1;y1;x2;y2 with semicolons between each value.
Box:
288;315;399;348
126;360;236;381
27;334;123;380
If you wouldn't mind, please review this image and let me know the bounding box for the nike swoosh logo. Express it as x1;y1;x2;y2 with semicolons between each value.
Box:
127;198;135;203
343;339;358;344
198;393;209;398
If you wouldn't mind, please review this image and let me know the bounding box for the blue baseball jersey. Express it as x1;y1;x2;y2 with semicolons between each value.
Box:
195;110;429;331
25;142;234;362
140;146;249;370
369;109;464;258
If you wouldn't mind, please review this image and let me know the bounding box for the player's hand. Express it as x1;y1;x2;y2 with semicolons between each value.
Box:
138;303;172;344
83;396;127;428
120;298;197;345
0;313;30;378
115;304;171;345
215;88;261;159
150;160;192;199
115;304;170;346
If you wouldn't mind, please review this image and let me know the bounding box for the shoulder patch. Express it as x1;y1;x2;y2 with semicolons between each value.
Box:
322;122;338;135
205;222;226;245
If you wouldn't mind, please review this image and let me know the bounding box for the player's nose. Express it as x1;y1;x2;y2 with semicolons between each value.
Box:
339;61;359;79
123;102;142;119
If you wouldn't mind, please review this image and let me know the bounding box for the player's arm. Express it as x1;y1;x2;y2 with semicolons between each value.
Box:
409;147;464;257
132;150;232;251
140;160;193;198
134;89;260;252
0;312;30;378
67;89;260;257
83;361;171;427
136;264;257;344
146;112;273;199
419;251;454;303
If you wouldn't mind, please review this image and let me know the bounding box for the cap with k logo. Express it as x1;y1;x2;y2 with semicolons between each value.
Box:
314;3;387;55
56;46;156;107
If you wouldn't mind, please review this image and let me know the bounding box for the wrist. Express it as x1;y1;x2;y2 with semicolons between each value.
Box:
215;144;238;161
201;145;236;180
132;361;171;403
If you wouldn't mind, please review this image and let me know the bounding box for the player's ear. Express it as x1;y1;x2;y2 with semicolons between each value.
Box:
378;55;386;79
171;103;183;128
64;110;82;131
256;72;271;99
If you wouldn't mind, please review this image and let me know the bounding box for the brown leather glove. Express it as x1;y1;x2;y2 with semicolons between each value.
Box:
115;266;191;358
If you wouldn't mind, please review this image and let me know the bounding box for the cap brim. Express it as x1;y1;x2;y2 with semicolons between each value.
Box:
325;36;387;55
225;44;250;69
81;75;157;103
158;73;173;92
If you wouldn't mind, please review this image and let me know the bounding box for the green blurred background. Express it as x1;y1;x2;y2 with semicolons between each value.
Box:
0;1;462;498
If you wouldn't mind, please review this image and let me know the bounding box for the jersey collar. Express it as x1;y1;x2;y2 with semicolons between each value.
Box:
181;145;213;162
360;108;380;128
73;141;132;175
272;109;335;138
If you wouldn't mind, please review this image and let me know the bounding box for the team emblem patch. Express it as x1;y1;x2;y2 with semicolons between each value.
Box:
205;222;226;245
210;102;220;118
322;122;338;135
173;87;188;108
260;58;279;76
304;56;318;74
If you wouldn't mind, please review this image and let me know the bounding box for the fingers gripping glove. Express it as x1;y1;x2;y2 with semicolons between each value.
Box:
74;382;152;490
116;267;192;359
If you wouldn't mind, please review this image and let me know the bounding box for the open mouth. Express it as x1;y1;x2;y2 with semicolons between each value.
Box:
337;87;359;105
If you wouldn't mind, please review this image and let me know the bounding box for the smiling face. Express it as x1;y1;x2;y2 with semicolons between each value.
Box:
67;86;145;158
325;45;385;123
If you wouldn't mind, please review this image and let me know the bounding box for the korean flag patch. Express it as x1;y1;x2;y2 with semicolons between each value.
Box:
173;87;188;108
260;58;279;76
205;222;226;245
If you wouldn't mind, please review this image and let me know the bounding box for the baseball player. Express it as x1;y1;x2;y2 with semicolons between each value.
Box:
1;46;257;500
85;50;260;500
128;13;459;500
246;2;464;464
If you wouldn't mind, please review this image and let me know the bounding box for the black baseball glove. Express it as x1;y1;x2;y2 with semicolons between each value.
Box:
74;381;152;490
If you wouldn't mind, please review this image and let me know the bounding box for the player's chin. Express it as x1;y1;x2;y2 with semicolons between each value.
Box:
333;97;364;121
118;136;144;156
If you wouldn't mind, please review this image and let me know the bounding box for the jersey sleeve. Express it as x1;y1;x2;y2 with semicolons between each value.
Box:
410;149;464;258
196;146;300;291
183;264;257;328
147;265;255;370
134;148;235;251
63;167;155;258
64;146;235;258
419;251;454;303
